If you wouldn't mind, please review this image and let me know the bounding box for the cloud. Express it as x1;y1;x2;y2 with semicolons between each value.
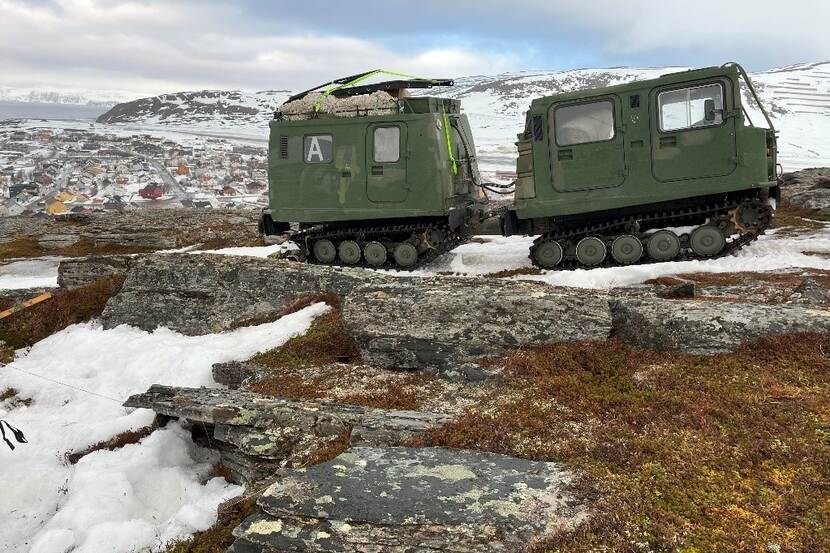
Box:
0;0;827;98
0;0;516;98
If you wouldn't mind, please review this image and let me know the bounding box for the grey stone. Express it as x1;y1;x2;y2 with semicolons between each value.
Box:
342;278;612;377
212;361;272;390
232;447;589;553
781;168;830;211
101;253;396;335
610;297;830;354
0;208;261;252
794;277;830;306
124;385;451;484
57;255;138;289
37;233;81;249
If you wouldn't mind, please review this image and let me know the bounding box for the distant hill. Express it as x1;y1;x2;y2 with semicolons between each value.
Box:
95;63;830;171
0;86;136;108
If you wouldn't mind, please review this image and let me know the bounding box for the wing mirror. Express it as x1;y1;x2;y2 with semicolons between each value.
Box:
704;99;718;123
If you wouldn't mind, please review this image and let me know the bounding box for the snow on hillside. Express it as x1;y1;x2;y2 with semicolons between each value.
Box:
94;63;830;173
0;303;329;553
0;86;137;107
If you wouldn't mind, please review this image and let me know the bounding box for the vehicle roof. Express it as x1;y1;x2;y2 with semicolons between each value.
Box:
529;64;739;108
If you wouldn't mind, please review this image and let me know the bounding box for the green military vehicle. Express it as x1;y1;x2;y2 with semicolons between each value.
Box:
504;62;780;268
261;63;779;271
260;70;491;269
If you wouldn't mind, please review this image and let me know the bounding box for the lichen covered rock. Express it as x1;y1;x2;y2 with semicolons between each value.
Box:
343;278;612;378
102;254;395;335
231;447;589;552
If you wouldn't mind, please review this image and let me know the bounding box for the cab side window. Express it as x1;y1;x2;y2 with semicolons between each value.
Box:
658;84;724;132
373;126;400;163
554;100;615;146
303;135;333;163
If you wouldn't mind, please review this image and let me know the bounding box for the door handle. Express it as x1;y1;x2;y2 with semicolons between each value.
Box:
557;149;573;160
371;165;383;176
659;136;677;148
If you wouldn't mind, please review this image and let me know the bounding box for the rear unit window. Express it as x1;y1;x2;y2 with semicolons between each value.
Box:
658;83;724;132
553;100;615;146
303;134;333;163
373;126;400;163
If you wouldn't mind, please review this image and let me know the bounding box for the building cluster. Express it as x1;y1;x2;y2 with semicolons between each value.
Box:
0;122;268;216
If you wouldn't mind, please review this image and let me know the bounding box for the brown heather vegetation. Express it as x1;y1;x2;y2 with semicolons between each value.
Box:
0;236;156;261
486;267;545;278
0;387;31;406
162;495;259;553
65;425;158;464
0;274;126;348
412;334;830;552
250;295;359;370
0;344;13;364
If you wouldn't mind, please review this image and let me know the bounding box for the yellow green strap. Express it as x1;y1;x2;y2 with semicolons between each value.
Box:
314;68;436;112
441;105;458;176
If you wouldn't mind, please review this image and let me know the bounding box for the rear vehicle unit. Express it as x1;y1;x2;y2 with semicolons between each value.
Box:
260;70;489;269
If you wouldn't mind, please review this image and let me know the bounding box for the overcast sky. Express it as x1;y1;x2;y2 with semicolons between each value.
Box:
2;0;829;98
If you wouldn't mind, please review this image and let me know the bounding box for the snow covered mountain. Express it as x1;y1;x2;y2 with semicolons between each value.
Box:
95;63;830;171
97;89;292;127
0;86;136;107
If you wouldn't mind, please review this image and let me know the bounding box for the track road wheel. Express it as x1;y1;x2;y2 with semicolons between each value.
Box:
611;234;643;265
576;237;607;267
646;230;680;261
337;240;361;265
690;225;726;257
312;239;336;263
393;243;419;268
363;241;387;267
531;239;563;269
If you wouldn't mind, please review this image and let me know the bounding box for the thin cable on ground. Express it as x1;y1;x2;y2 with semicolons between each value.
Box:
6;365;125;404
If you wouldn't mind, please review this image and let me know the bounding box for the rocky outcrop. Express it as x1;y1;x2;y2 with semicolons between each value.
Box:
610;297;830;354
101;254;395;335
124;385;451;484
0;209;260;251
342;279;612;379
782;168;830;211
230;446;589;553
57;255;139;289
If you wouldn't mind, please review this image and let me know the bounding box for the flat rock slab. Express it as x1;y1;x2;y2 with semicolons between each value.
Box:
611;298;830;354
232;447;588;552
102;253;395;335
125;385;451;483
57;254;139;289
343;279;612;378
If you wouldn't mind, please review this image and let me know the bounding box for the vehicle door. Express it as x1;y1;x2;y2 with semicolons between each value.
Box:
651;80;738;181
366;123;408;203
549;96;626;192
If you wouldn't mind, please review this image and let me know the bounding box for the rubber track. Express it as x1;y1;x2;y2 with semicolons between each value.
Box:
529;198;773;270
291;220;467;271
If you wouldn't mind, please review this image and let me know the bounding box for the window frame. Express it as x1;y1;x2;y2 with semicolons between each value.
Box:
372;125;401;163
551;97;617;148
302;133;334;164
656;80;728;134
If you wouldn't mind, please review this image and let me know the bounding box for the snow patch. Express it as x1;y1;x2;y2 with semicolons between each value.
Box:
0;257;61;290
0;303;329;553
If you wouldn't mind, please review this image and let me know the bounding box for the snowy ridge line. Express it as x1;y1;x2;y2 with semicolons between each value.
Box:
89;61;830;172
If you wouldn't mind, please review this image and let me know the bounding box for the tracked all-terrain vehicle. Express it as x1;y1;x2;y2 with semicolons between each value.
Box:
260;70;490;269
261;63;780;271
504;62;781;269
